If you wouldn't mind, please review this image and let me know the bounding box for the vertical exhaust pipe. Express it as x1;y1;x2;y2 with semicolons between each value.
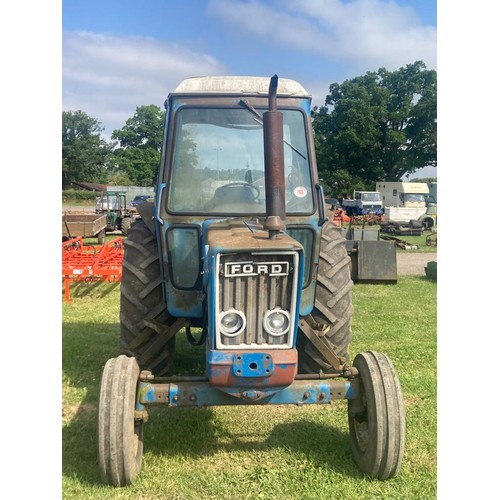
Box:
263;75;286;239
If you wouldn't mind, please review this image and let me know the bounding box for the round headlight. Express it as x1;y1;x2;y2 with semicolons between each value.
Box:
263;308;290;336
219;309;246;337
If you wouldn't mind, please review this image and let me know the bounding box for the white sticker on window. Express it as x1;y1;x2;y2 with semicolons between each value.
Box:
294;186;307;198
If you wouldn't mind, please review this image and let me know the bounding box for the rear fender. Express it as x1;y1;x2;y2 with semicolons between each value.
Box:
137;202;156;235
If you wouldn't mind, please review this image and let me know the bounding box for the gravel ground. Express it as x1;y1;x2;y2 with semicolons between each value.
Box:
397;252;437;275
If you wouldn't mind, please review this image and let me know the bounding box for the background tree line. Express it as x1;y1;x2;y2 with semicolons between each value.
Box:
62;105;165;189
62;61;436;194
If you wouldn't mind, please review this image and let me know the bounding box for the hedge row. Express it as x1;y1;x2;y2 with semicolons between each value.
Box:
62;189;99;203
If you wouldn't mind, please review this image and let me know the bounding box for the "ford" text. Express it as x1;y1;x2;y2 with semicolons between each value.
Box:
225;261;289;277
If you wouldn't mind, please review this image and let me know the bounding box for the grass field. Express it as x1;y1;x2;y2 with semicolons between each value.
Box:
62;275;436;499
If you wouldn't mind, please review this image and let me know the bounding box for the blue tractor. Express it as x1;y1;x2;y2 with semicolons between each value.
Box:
97;75;405;486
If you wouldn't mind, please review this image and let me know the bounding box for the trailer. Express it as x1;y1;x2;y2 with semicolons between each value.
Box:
62;213;107;243
376;181;429;208
376;181;429;222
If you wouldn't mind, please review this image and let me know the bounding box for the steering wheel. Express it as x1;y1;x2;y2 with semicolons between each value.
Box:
215;182;260;201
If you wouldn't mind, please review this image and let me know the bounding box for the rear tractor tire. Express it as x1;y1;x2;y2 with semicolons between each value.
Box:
298;221;354;373
348;351;405;479
97;355;144;486
119;219;177;375
120;217;132;236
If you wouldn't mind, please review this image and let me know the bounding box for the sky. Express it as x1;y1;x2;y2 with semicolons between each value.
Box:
62;0;437;178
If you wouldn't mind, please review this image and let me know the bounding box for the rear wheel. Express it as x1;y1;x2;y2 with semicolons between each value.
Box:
120;219;177;375
120;217;132;236
298;221;353;373
348;351;405;479
97;355;143;486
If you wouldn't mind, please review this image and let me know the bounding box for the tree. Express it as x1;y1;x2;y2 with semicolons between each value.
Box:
313;61;436;196
62;110;112;188
111;105;165;186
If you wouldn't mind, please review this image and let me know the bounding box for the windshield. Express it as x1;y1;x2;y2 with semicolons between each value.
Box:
96;194;118;210
167;107;313;214
360;192;381;202
404;194;426;203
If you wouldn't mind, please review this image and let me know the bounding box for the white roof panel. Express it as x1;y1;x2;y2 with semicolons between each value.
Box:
173;76;310;97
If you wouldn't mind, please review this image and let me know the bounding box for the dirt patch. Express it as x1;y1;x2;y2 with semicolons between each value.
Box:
397;252;437;276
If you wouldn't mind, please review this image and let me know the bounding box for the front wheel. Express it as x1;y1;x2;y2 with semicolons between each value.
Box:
348;351;405;479
97;355;144;486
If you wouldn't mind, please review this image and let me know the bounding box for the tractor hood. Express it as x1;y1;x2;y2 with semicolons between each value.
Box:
204;219;303;255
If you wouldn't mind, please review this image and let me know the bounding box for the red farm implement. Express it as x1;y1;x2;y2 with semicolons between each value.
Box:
62;237;124;303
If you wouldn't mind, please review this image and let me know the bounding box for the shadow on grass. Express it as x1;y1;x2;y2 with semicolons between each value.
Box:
62;280;121;302
62;316;122;486
63;319;358;487
406;275;436;284
62;402;357;487
147;407;355;474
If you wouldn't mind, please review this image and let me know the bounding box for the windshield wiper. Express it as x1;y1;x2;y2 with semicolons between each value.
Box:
239;99;263;123
239;99;306;159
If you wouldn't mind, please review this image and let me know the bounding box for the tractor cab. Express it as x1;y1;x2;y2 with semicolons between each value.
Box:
154;76;326;322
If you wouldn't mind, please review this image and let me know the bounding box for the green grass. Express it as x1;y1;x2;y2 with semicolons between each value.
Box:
62;277;436;499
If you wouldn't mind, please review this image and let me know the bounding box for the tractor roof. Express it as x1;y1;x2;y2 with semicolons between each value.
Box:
172;76;311;97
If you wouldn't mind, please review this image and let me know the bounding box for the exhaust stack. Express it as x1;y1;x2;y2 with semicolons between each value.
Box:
263;75;286;239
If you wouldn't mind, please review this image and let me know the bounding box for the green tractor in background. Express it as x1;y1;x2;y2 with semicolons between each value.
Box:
95;191;135;236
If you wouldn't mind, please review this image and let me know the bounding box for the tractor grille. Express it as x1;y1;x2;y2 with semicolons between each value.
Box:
215;252;298;349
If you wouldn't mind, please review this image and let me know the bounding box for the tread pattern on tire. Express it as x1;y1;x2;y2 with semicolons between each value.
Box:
119;219;177;375
120;216;132;236
98;355;143;486
298;221;354;373
348;351;405;480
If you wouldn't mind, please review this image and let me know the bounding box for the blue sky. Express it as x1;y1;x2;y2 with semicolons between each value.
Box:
62;0;437;178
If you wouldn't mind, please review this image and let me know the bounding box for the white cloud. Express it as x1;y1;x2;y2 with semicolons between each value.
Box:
299;79;334;108
62;1;437;140
207;0;436;72
62;31;228;137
